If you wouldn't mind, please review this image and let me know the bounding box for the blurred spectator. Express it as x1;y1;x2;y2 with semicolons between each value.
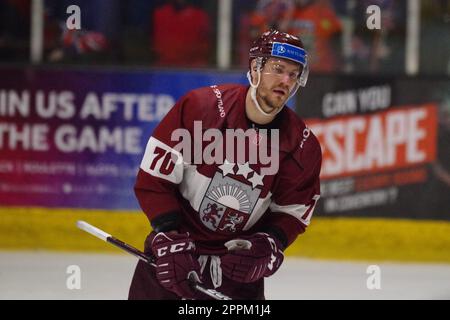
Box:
0;0;31;62
248;0;294;35
284;0;343;73
44;0;121;63
235;0;293;67
151;0;211;67
351;0;406;73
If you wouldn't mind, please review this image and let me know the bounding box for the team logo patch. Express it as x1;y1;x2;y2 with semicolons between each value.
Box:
199;167;262;234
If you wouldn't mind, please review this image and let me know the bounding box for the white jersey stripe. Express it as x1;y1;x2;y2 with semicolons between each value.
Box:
243;192;272;231
269;195;320;226
179;164;211;211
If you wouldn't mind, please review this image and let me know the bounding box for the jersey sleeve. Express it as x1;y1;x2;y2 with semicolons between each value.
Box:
261;133;322;248
134;93;194;230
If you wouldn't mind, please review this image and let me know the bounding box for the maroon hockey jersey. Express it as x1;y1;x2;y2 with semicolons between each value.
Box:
135;84;321;254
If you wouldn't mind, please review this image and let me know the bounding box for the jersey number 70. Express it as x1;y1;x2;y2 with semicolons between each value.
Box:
150;146;177;175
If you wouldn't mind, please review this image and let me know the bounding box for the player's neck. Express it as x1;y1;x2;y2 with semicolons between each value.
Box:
245;90;276;125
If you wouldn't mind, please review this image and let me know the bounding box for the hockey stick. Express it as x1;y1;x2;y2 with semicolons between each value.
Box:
76;220;231;300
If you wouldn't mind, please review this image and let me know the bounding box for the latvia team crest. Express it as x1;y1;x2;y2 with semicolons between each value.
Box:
199;164;263;234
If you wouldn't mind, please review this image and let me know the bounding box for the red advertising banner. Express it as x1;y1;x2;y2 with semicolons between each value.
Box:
308;104;437;179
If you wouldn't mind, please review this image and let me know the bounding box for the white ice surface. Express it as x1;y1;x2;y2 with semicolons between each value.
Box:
0;251;449;300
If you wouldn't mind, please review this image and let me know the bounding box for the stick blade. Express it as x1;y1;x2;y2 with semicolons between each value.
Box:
76;220;111;241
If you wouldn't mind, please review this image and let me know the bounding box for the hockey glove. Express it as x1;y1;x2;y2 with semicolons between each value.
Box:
221;233;284;283
150;231;202;299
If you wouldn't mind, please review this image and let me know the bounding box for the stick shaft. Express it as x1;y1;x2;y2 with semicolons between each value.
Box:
106;237;155;266
76;220;231;300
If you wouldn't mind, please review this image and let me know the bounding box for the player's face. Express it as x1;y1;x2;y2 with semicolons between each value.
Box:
255;58;301;114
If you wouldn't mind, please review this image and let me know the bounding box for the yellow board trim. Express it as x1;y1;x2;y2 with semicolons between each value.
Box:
1;207;450;263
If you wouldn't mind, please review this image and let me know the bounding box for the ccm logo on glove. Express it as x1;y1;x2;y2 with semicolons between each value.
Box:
155;241;196;257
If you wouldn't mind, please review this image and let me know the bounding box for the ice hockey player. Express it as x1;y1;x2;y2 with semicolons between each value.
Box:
128;29;322;300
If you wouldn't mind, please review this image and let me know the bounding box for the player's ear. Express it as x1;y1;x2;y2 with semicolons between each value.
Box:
250;59;258;78
251;59;258;72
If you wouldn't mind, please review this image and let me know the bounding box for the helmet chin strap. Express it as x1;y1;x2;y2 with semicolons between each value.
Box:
246;70;285;117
